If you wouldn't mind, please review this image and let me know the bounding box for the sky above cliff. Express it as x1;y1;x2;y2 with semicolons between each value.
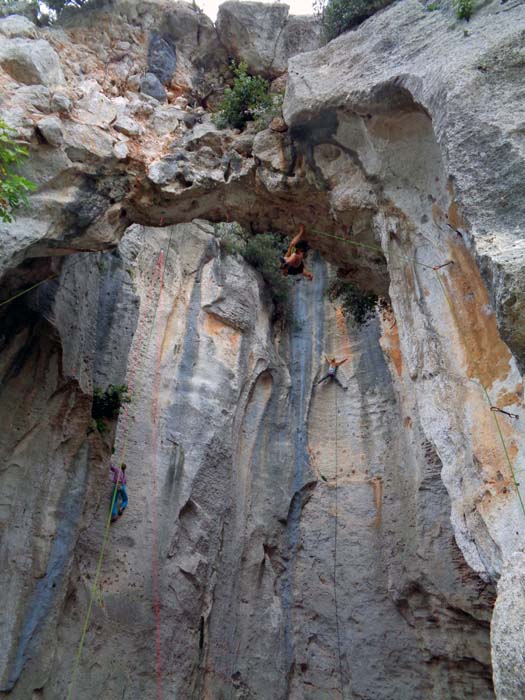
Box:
202;0;314;20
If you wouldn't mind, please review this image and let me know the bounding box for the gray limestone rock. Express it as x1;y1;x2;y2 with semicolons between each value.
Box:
0;38;64;86
0;14;36;38
253;128;293;172
36;116;64;147
50;91;71;114
147;31;177;85
216;1;321;78
140;72;167;102
113;114;144;137
492;552;525;700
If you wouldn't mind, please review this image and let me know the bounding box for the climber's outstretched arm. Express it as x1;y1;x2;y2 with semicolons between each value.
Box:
284;224;306;257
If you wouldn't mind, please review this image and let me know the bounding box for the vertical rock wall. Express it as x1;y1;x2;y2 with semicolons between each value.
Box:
0;222;496;698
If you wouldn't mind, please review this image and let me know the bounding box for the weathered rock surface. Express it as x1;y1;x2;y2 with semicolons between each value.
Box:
0;38;64;86
0;0;524;698
216;1;321;78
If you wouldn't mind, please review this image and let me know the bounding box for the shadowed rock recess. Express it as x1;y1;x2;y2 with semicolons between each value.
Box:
0;0;524;698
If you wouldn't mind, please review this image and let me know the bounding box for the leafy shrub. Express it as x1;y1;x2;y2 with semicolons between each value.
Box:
314;0;394;42
213;223;291;319
326;278;379;325
243;233;291;315
213;62;274;130
453;0;474;20
213;221;247;256
0;119;36;223
92;385;130;422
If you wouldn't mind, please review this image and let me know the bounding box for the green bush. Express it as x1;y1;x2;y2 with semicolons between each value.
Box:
92;385;130;422
213;221;247;256
326;278;379;325
0;119;36;223
213;223;291;319
213;62;274;130
453;0;474;20
314;0;394;41
243;233;291;315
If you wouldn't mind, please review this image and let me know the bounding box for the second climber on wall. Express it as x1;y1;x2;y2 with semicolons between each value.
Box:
316;356;348;390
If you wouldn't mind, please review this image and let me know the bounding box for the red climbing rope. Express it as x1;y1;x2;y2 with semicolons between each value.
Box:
151;248;167;700
333;381;346;699
67;251;165;700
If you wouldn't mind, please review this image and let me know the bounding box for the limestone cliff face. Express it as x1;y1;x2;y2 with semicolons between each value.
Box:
0;0;524;699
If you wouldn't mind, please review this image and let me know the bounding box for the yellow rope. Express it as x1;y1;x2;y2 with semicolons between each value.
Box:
0;273;59;308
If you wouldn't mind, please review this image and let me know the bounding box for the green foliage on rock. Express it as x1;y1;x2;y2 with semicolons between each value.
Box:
0;119;36;223
453;0;474;20
213;223;291;318
243;232;291;314
92;384;130;423
314;0;394;41
213;62;274;130
326;278;379;325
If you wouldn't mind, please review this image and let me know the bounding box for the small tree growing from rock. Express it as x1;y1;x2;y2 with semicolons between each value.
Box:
213;62;274;130
314;0;395;42
0;119;36;223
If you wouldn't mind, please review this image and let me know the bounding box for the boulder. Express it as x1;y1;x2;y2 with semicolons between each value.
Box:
62;122;114;163
147;32;177;85
0;14;36;38
75;81;118;128
36;116;64;147
253;128;293;172
113;114;144;137
140;73;167;102
0;38;64;86
50;91;72;114
216;1;321;79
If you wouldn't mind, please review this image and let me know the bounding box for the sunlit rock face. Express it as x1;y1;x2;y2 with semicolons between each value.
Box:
1;0;525;698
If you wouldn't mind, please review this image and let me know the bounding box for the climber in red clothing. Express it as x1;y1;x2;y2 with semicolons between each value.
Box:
279;224;313;280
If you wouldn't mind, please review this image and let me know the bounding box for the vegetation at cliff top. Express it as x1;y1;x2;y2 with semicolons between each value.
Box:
0;119;36;224
213;62;281;131
314;0;395;42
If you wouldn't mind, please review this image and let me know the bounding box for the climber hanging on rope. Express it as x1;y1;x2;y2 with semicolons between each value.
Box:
110;463;128;522
279;224;313;280
316;356;348;390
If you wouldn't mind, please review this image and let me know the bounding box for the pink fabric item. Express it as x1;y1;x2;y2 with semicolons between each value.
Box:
110;465;127;485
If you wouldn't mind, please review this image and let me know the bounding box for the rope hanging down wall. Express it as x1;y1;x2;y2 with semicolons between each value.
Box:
333;382;346;700
66;227;174;700
313;224;525;520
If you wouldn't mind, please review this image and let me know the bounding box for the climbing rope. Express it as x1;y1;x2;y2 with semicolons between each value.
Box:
310;227;439;271
310;223;524;519
66;252;164;700
67;224;177;699
333;382;345;700
433;269;525;517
